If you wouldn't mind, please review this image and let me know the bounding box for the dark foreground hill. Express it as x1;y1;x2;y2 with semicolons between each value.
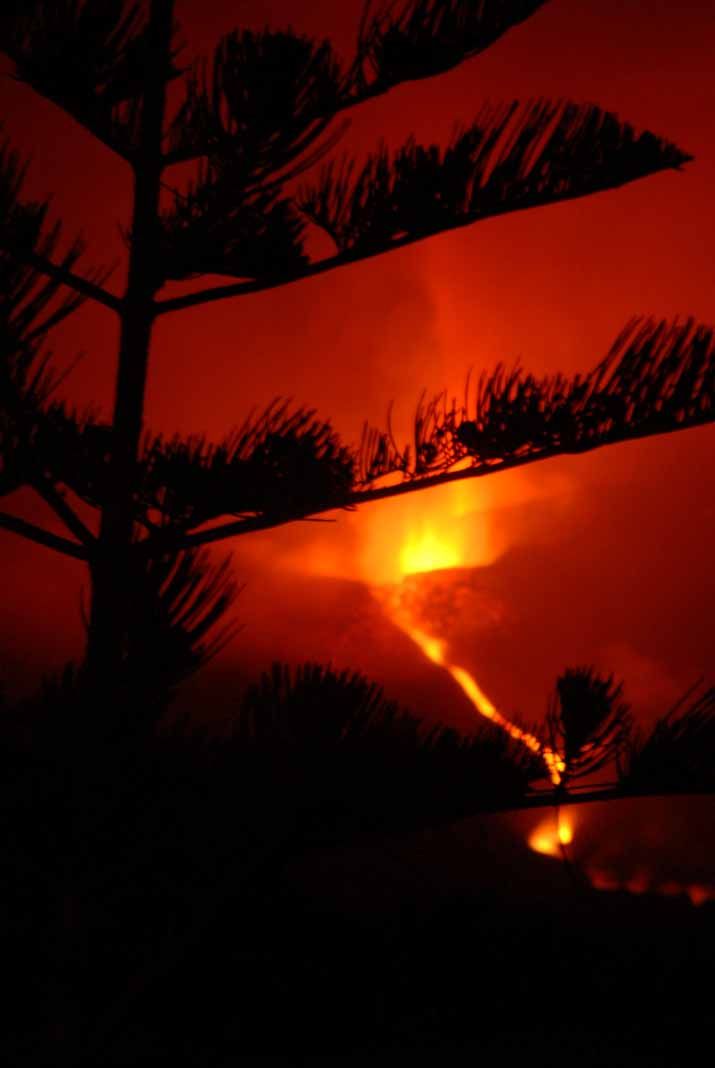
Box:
7;800;710;1066
91;862;714;1065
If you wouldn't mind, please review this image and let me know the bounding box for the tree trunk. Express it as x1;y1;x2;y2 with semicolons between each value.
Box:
85;0;173;692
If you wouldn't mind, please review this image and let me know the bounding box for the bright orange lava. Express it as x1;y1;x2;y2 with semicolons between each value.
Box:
379;518;565;784
399;618;564;784
528;813;575;857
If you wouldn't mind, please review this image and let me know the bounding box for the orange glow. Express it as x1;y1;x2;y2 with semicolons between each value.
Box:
528;814;575;857
388;610;562;779
376;518;565;783
400;526;462;576
361;481;498;586
558;820;574;846
562;856;715;907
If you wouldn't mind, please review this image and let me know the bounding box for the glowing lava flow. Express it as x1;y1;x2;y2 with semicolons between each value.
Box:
374;516;567;783
367;495;564;781
390;613;565;785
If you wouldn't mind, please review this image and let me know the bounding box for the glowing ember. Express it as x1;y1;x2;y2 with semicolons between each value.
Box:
585;866;714;906
528;814;575;857
542;838;715;907
558;820;574;846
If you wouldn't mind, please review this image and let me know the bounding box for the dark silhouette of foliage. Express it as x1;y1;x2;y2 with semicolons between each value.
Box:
164;2;552;167
618;685;715;796
232;662;543;841
165;27;346;169
299;101;689;258
354;1;550;94
2;652;713;1063
125;316;715;554
390;317;715;483
546;667;632;787
0;1;182;159
0;136;87;429
0;0;711;691
0;4;714;1056
0;655;545;1062
140;401;357;530
117;547;241;714
4;312;715;561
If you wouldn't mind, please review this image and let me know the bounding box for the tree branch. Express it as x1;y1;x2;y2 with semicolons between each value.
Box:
0;510;87;560
9;246;122;314
32;476;96;548
162;3;551;166
487;784;715;815
135;407;713;558
0;3;169;164
155;164;687;317
154;241;398;315
345;0;552;109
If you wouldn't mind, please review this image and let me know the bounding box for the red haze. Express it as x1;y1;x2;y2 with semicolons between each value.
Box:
0;1;713;746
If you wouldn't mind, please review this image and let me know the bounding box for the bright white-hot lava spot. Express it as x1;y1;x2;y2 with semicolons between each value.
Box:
528;814;574;857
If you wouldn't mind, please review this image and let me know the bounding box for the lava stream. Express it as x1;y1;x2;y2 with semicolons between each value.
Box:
384;589;714;907
394;617;565;785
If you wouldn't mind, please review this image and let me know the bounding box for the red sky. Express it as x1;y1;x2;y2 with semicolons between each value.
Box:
1;0;714;744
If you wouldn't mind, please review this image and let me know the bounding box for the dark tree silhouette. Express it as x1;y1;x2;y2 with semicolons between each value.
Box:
0;0;713;694
2;2;715;1061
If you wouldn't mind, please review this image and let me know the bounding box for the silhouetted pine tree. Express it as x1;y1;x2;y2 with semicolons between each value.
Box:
1;1;713;694
1;4;715;1061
